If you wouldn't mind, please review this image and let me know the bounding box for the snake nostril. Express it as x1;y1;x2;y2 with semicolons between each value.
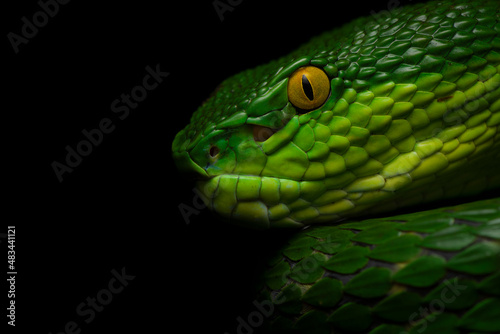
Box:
209;145;220;158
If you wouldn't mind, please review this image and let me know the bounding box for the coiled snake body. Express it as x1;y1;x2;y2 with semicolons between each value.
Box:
173;0;500;332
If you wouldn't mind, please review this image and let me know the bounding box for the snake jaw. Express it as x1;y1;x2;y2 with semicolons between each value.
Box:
195;176;273;229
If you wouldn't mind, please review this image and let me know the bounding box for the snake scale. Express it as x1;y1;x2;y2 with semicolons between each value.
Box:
173;0;500;332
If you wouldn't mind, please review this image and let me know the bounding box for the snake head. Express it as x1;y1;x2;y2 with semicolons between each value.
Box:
173;0;500;228
172;52;346;229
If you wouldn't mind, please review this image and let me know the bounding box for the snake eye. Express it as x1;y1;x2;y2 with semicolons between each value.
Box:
287;66;330;112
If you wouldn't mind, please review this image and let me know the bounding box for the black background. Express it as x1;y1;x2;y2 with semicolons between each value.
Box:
4;0;420;333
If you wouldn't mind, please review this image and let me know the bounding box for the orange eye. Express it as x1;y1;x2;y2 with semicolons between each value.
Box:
287;66;330;112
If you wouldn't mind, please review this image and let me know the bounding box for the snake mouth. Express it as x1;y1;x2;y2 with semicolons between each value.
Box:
195;174;388;229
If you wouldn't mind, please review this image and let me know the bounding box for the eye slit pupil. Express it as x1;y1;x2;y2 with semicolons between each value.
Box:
209;145;220;158
288;66;330;112
301;74;314;101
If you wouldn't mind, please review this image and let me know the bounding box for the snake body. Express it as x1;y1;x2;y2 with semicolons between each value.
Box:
258;198;500;333
173;0;500;230
173;0;500;332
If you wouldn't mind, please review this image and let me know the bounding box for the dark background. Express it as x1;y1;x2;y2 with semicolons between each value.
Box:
4;0;420;333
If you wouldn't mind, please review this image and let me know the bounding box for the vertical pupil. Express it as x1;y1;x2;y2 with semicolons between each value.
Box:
301;74;314;101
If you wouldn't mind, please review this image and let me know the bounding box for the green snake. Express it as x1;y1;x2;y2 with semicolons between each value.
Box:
173;0;500;332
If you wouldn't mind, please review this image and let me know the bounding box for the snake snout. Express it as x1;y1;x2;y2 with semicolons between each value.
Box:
172;129;209;179
172;150;208;179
